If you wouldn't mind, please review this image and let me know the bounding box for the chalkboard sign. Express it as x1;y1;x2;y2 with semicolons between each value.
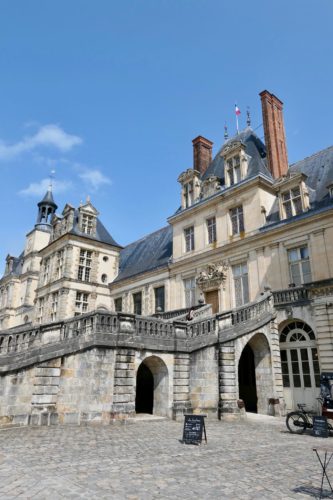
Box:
313;416;329;438
182;414;207;445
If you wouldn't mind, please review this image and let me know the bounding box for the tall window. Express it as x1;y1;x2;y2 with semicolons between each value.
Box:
42;258;50;285
75;292;89;315
230;206;244;235
227;155;241;186
184;277;196;308
78;249;92;282
55;250;64;280
81;214;94;235
51;292;58;322
114;297;122;312
282;187;303;218
37;298;44;324
184;226;195;252
154;286;165;313
207;217;217;244
133;292;142;315
232;262;249;307
184;182;194;208
288;246;312;285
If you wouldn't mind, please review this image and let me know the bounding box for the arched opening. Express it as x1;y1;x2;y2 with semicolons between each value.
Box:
135;356;169;417
238;344;257;413
135;363;154;414
238;333;273;414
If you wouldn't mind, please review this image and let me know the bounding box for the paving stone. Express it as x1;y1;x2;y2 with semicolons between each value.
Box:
0;416;330;498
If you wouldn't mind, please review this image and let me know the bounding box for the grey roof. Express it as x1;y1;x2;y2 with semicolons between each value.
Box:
289;145;333;205
202;127;271;183
113;226;173;283
69;211;122;248
38;189;57;208
2;252;24;279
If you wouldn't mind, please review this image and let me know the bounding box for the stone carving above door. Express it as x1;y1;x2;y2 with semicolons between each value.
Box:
196;262;228;292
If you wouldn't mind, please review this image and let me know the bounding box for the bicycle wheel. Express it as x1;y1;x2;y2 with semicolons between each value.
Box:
286;412;307;434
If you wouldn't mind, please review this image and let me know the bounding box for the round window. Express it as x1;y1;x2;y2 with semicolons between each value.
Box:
101;274;108;283
103;256;109;262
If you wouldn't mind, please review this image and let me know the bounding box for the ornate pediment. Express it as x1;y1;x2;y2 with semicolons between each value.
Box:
196;262;228;291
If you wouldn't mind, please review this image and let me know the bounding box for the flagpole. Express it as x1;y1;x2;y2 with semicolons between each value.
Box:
236;113;239;134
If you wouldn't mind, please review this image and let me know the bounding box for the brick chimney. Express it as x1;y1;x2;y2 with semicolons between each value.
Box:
192;136;213;176
259;90;289;179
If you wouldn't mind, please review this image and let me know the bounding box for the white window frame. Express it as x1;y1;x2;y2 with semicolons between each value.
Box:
81;214;94;235
184;226;195;252
184;277;196;308
207;217;217;244
232;262;249;307
78;249;92;282
287;245;312;286
75;292;89;315
51;292;58;322
281;186;303;218
226;155;241;186
229;206;244;235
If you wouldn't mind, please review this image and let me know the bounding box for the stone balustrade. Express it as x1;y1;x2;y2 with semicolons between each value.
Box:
272;286;309;305
217;293;273;331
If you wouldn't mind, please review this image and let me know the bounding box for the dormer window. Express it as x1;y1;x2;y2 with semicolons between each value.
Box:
282;187;303;218
227;155;241;186
184;181;194;208
81;214;93;234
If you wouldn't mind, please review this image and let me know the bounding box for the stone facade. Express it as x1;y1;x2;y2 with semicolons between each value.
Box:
0;89;333;426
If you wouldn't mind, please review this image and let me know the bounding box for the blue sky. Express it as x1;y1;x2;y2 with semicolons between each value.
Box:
0;0;332;268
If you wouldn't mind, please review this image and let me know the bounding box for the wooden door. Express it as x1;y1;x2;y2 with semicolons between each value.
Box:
204;290;219;314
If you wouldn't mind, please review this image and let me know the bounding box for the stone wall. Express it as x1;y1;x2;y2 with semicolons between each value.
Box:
189;346;219;416
57;348;115;425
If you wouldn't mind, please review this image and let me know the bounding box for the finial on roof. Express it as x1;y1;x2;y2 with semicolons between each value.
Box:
224;123;229;141
49;170;56;191
86;195;90;203
246;107;251;127
80;200;83;207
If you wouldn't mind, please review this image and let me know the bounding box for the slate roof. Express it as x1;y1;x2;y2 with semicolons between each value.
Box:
38;189;57;208
114;225;173;283
289;145;333;205
68;210;122;248
202;127;271;184
2;252;24;279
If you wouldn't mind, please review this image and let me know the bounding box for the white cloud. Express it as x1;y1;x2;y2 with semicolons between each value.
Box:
19;178;72;197
0;124;82;160
78;168;112;191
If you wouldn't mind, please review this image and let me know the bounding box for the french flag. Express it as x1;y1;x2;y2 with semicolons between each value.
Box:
235;104;241;116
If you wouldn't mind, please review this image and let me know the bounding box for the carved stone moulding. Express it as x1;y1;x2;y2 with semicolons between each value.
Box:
196;262;228;292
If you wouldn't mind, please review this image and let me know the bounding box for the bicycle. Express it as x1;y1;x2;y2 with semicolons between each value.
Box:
286;398;333;434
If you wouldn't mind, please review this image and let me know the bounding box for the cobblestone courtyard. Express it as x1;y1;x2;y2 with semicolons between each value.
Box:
0;415;332;499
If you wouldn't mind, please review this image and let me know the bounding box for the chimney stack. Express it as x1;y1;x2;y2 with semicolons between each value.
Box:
259;90;289;179
192;136;213;176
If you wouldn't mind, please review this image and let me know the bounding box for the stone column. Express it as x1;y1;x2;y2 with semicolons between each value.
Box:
312;294;333;372
218;341;239;419
110;348;136;420
172;353;193;420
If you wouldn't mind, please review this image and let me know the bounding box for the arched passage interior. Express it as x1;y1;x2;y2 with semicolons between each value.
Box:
135;356;169;417
238;333;273;414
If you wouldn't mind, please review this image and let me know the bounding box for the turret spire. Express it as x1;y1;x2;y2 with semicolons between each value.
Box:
35;173;58;229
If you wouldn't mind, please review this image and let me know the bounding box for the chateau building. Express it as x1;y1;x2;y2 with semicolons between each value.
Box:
0;90;332;427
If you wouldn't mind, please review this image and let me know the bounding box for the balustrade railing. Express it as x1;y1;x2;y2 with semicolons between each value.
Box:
217;294;272;329
272;287;309;305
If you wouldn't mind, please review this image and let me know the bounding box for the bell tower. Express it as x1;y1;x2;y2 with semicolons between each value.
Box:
35;188;58;230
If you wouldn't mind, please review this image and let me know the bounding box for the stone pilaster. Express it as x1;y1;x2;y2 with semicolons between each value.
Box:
269;318;285;414
218;341;239;419
172;353;192;420
30;358;61;425
110;348;136;420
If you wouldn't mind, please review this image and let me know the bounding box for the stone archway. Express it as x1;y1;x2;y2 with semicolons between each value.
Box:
238;333;273;414
135;356;169;417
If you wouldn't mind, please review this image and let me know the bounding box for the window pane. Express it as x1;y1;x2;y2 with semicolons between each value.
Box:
290;263;301;285
293;374;301;387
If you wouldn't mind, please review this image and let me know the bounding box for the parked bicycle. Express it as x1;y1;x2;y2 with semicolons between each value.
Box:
286;373;333;434
286;398;333;434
